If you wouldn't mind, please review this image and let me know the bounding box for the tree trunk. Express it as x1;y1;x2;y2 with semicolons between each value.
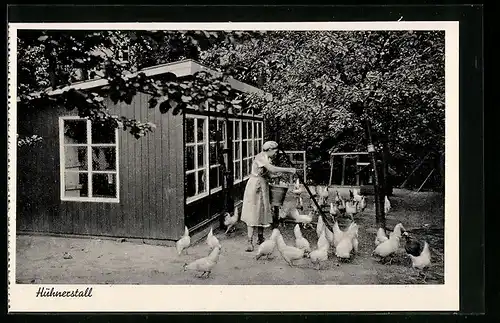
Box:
365;120;385;229
381;141;390;196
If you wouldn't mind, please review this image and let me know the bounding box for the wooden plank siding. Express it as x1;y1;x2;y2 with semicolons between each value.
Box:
16;91;185;241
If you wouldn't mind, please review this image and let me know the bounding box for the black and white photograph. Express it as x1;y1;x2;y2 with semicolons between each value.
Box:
8;20;460;312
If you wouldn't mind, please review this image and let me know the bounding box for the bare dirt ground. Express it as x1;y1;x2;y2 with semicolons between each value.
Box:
16;188;444;285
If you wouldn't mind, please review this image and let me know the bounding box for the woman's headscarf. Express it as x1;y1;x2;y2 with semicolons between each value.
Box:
262;141;279;151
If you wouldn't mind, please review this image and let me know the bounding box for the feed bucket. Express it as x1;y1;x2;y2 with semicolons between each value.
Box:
269;184;289;206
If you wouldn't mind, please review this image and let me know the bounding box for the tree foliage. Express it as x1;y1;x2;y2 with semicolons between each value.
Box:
201;30;445;177
17;30;265;139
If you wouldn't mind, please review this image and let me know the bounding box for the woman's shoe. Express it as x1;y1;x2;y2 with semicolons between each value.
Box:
245;239;254;252
257;234;265;245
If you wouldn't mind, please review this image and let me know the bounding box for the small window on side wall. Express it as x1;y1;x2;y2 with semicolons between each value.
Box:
59;117;119;203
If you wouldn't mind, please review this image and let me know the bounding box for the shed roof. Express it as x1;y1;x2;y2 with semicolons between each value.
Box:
18;59;272;101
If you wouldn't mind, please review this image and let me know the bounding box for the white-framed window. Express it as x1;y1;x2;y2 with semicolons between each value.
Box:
232;119;264;184
59;116;119;203
185;115;209;203
232;119;242;182
209;118;228;194
185;115;229;203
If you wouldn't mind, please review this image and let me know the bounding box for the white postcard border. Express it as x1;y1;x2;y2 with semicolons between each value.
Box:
7;21;460;312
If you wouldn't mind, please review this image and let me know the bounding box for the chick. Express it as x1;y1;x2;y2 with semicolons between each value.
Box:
207;227;221;249
175;226;191;255
276;233;306;267
255;228;280;260
293;224;311;253
345;200;358;221
183;245;222;278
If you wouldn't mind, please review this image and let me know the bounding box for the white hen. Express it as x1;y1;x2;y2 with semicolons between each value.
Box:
294;224;311;253
175;226;191;255
309;238;329;270
276;233;306;267
317;228;330;250
256;229;281;260
335;222;359;260
375;227;389;246
332;221;346;248
207;227;221;249
372;223;406;262
183;245;222;278
409;241;432;270
290;208;313;229
224;205;239;234
384;196;391;214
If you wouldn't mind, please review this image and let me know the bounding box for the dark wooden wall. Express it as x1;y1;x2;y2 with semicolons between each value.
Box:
16;92;185;240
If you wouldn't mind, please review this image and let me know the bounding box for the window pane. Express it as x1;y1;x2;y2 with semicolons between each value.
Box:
247;141;253;157
210;167;219;190
247;158;252;176
186;146;195;171
64;119;87;144
64;146;88;170
185;118;195;143
234;161;241;180
242;140;248;158
91;122;116;144
253;122;257;139
92;147;116;171
242;122;248;140
197;118;205;143
198;170;207;194
209;118;217;142
219;120;226;142
258;123;263;138
209;143;218;165
234;142;240;160
92;173;117;198
234;121;240;139
186;172;196;198
254;139;259;155
64;172;88;197
197;144;206;167
242;159;248;177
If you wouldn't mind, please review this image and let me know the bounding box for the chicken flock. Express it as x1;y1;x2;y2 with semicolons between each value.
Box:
176;179;432;281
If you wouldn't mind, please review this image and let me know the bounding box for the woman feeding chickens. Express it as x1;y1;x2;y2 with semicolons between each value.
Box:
240;141;297;252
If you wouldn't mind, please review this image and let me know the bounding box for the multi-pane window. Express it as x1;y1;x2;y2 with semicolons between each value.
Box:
232;119;264;183
209;118;228;193
185;115;263;201
186;115;229;203
59;117;119;202
232;120;242;182
185;116;208;202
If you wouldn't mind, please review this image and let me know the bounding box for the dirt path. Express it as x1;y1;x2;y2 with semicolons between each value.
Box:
16;189;444;285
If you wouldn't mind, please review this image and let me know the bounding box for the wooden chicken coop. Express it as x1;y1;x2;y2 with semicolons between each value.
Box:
16;59;271;244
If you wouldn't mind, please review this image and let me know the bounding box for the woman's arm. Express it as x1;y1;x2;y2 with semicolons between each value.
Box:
263;163;294;174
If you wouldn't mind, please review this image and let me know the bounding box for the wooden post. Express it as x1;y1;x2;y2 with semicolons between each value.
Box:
417;169;435;192
341;155;346;186
329;155;334;186
365;119;385;229
399;152;431;188
356;155;360;186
